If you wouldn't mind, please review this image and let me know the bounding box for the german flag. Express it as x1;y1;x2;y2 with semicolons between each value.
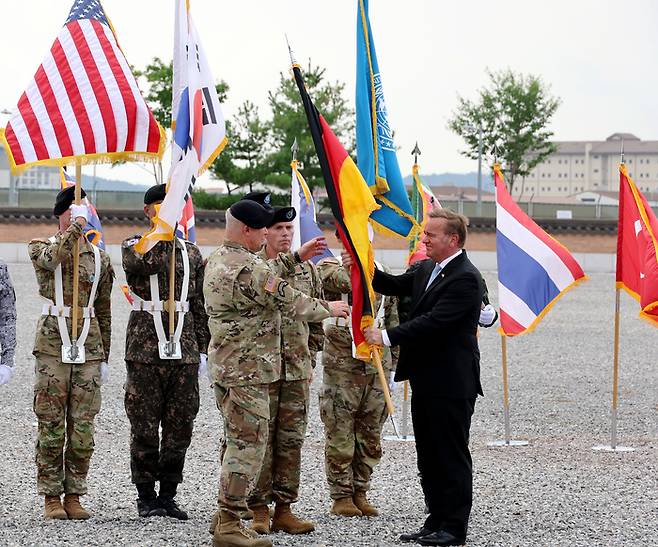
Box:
292;63;379;360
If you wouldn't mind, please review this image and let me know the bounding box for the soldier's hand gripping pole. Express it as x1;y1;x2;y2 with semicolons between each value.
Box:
70;163;82;361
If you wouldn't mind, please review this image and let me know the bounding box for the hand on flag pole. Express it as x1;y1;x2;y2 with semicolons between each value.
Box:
340;250;354;268
328;301;350;319
363;325;383;346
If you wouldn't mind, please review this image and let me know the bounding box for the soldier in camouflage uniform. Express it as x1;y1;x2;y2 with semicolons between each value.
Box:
0;260;17;386
122;183;210;520
317;253;399;518
28;186;114;520
204;200;349;547
246;206;325;536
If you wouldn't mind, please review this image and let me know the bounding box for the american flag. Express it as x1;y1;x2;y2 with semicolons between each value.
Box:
1;0;163;171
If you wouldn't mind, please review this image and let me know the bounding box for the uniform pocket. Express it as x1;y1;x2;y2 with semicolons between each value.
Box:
318;384;337;430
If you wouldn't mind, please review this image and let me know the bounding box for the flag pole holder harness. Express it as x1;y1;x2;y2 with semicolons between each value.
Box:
41;237;101;364
129;238;189;359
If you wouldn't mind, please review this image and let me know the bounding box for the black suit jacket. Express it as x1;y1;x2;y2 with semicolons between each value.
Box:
373;251;484;399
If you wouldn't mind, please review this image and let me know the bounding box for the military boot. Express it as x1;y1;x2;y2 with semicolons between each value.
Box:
353;491;379;517
271;502;315;534
213;510;272;547
136;482;167;518
158;481;188;520
63;494;90;520
250;505;270;534
330;496;363;517
210;510;258;538
44;495;68;520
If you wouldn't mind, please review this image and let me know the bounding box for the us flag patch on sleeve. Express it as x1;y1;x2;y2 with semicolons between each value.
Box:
264;274;278;293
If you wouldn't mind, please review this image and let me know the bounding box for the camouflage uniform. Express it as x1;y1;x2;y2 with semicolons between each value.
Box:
203;240;331;520
248;249;324;507
0;260;17;368
121;236;209;486
28;222;113;496
317;258;399;500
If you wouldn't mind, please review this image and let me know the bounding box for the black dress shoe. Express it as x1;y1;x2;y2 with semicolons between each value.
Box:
158;496;188;520
137;497;167;518
399;527;433;542
418;530;466;546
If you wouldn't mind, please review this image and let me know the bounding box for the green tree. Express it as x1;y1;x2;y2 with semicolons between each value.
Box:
213;101;271;193
134;57;229;128
265;60;355;193
448;69;560;192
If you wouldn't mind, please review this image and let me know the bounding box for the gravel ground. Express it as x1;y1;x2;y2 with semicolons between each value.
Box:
0;263;656;547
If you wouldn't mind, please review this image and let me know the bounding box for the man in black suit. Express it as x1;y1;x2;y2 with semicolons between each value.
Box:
362;208;484;546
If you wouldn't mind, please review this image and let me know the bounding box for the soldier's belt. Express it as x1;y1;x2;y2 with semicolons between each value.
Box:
131;300;189;313
41;303;96;319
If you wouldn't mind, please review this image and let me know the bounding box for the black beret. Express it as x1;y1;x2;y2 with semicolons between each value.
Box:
144;183;167;205
54;186;87;217
230;200;275;229
241;191;272;209
268;206;296;227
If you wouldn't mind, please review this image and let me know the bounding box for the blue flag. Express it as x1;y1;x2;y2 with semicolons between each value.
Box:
355;0;418;239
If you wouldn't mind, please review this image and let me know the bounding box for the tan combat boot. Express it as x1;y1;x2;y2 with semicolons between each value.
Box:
210;510;258;539
330;496;363;517
213;510;272;547
353;491;379;517
44;496;68;520
271;502;315;534
249;505;270;535
63;494;91;520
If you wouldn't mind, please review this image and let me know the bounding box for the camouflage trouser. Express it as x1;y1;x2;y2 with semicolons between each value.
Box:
249;379;310;506
319;368;390;499
33;354;102;496
214;383;270;519
124;361;200;485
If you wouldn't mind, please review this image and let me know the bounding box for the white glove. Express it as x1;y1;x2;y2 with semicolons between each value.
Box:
70;203;89;223
99;362;109;385
479;304;497;327
388;374;396;393
0;364;13;386
198;353;208;379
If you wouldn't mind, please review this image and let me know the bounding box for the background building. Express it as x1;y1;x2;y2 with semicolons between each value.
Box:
514;133;658;198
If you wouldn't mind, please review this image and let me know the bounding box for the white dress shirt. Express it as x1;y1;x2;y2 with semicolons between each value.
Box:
381;250;463;347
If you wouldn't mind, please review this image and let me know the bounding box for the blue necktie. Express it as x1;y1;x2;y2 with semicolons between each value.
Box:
425;263;442;290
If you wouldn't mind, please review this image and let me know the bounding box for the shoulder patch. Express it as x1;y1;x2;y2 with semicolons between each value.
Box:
264;273;288;297
123;237;139;248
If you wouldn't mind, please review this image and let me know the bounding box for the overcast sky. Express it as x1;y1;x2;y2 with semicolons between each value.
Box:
2;0;658;187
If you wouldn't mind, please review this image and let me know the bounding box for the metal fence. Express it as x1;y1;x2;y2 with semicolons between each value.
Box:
2;188;657;220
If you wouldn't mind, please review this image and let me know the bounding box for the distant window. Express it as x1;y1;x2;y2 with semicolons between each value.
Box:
593;169;599;173
629;159;633;163
640;159;644;164
547;160;551;164
594;183;599;187
542;173;545;178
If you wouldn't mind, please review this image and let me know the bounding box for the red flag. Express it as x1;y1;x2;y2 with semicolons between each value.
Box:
616;164;658;326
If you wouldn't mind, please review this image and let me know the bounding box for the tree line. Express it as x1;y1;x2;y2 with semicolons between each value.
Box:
135;59;560;207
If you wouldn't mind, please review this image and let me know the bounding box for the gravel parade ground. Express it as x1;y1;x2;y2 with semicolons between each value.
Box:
0;263;656;546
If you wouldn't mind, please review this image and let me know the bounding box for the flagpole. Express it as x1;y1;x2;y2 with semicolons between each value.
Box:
70;163;82;362
488;334;528;447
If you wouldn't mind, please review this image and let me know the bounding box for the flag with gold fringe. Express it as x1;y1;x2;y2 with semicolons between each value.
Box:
616;163;658;326
292;61;379;361
135;0;226;253
495;164;587;336
0;0;165;173
355;0;418;239
408;164;440;265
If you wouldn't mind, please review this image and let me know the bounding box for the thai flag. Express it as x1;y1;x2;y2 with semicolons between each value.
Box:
495;164;586;336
